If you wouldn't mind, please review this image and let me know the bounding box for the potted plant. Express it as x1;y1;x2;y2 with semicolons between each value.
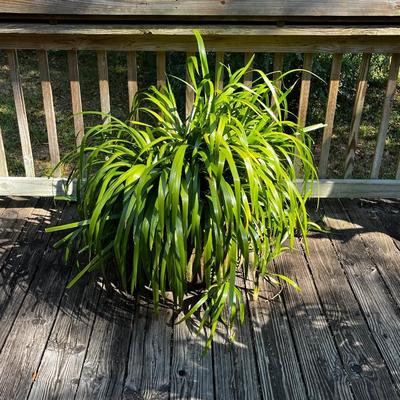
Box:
47;31;322;348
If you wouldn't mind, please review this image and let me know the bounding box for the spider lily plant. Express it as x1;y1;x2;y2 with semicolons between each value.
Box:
47;31;322;348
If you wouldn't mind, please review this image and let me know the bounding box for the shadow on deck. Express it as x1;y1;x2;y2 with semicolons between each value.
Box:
0;197;399;400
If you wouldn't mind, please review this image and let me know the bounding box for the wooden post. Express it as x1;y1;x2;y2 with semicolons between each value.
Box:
0;127;8;176
371;53;400;179
127;51;138;114
67;50;84;146
244;52;253;88
318;53;343;179
97;50;111;123
7;49;35;177
37;50;60;177
157;51;166;88
295;53;313;175
344;53;371;179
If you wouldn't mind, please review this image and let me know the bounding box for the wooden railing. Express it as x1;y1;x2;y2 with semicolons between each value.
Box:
0;24;400;198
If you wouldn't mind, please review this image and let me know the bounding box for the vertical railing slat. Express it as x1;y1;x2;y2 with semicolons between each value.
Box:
127;51;138;113
185;52;195;120
37;50;61;177
344;53;371;179
157;51;166;88
371;53;400;179
7;49;35;177
244;52;253;88
67;50;84;146
318;53;343;179
97;50;111;123
0;127;8;176
215;52;224;91
298;53;314;127
296;53;314;175
273;53;284;90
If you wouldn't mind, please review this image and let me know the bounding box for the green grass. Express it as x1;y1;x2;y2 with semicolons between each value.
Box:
0;50;399;178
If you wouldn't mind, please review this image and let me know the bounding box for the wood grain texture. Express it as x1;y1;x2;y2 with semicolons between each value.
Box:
0;1;399;17
344;53;371;178
37;49;61;177
127;50;138;113
273;53;284;91
341;199;400;309
371;53;400;179
28;279;100;400
213;273;261;400
157;51;166;88
185;52;194;119
0;205;74;400
298;53;314;127
275;244;353;400
322;199;400;393
170;312;214;400
67;50;84;146
97;50;111;123
2;25;400;53
245;273;308;400
305;203;399;399
295;52;314;175
75;292;133;400
0;198;48;351
7;49;35;177
319;53;343;178
0;197;37;271
244;52;253;88
122;300;172;400
0;127;8;176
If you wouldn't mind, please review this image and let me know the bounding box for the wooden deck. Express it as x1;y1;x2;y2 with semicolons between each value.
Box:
0;197;400;400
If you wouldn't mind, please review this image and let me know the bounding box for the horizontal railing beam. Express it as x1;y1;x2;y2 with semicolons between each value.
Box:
0;24;400;52
0;177;399;199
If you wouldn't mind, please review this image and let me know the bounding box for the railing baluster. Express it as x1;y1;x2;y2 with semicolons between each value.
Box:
0;127;8;176
273;53;284;90
38;50;60;177
185;52;195;119
97;50;111;123
127;51;138;114
7;49;35;177
318;53;343;179
67;50;84;146
244;52;253;88
295;53;314;175
215;52;224;91
371;53;400;179
298;53;313;127
344;53;371;179
157;51;166;88
272;53;284;107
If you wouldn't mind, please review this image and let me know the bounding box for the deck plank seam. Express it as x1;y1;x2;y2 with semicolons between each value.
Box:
320;200;400;396
272;258;312;400
71;284;103;400
337;198;400;312
0;198;54;356
297;235;358;399
25;202;74;400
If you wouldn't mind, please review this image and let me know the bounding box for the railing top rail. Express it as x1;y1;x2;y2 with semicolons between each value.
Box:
0;0;399;18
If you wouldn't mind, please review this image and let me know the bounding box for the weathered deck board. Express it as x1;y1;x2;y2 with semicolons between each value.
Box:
245;274;308;400
0;198;399;399
322;199;400;393
0;203;74;399
275;244;353;400
305;204;399;399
